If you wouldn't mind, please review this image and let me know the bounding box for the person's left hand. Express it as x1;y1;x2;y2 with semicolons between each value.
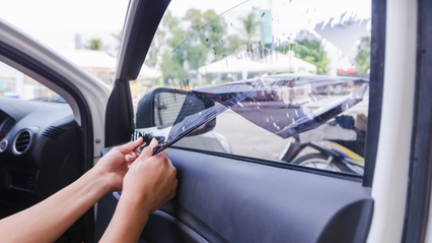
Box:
93;137;145;192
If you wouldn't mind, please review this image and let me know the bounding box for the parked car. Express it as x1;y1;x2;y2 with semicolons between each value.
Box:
0;0;431;242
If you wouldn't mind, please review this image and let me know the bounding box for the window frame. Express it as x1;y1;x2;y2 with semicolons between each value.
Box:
156;0;384;182
361;0;386;187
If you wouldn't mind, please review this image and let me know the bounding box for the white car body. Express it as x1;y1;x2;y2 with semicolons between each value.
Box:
0;19;110;160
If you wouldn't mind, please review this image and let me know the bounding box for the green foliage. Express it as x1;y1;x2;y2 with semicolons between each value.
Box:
161;50;186;80
284;39;330;74
355;36;371;74
184;9;217;30
186;44;208;70
238;12;260;46
145;29;166;67
85;38;103;50
147;9;262;86
111;31;122;53
157;10;187;80
159;9;230;84
167;28;186;49
225;35;243;55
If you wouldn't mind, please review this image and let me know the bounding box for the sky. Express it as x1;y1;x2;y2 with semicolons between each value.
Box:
0;0;246;53
0;0;370;68
0;0;128;51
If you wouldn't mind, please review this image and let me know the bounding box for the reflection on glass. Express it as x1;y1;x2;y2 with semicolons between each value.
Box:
134;75;367;169
154;92;188;126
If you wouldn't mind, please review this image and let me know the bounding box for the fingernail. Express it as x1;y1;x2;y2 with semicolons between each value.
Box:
150;138;158;146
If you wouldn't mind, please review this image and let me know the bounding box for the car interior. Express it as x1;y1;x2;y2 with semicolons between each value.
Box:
0;46;96;241
1;0;431;242
96;0;380;242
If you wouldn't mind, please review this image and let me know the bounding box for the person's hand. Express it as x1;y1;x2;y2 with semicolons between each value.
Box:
122;139;178;214
93;137;145;192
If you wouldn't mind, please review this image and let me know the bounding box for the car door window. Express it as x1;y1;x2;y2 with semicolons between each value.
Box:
131;0;371;176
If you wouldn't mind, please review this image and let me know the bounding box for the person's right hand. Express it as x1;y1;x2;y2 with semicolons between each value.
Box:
122;139;177;214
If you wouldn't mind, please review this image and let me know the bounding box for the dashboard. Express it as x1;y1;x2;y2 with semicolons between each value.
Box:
0;112;15;141
0;97;82;217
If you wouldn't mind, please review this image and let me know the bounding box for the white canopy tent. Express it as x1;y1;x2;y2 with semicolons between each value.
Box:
198;52;316;81
139;64;162;80
59;49;161;82
259;51;317;74
59;49;117;69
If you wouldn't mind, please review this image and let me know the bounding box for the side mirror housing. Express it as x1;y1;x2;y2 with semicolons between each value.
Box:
135;87;216;136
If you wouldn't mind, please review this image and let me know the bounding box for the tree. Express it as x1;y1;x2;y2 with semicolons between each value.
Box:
184;9;215;30
158;9;231;85
290;39;330;74
225;35;243;55
111;31;122;55
158;10;187;81
145;29;166;67
85;38;103;50
186;44;208;70
163;10;186;49
354;36;370;74
160;50;187;82
144;8;246;86
238;12;260;46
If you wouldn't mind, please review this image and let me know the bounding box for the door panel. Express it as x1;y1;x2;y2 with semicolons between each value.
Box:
143;211;209;243
96;148;373;243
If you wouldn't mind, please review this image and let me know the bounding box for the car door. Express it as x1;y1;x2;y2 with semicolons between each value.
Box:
0;17;112;242
97;0;429;242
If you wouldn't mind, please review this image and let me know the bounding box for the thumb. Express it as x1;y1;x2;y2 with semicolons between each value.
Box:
119;137;144;153
137;138;159;161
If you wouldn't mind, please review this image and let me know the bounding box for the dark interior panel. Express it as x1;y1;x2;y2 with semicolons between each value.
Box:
96;147;373;243
0;98;82;214
142;210;209;243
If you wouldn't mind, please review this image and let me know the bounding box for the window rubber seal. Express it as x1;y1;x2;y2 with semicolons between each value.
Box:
362;0;387;188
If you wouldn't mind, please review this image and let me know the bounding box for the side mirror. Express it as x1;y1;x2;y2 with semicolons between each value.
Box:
135;87;216;136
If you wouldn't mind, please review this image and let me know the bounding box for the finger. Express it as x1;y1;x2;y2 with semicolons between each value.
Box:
127;161;133;169
157;149;168;157
137;138;159;161
119;137;144;153
125;152;137;163
125;154;133;162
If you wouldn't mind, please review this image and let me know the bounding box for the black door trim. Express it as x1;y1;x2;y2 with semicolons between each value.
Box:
105;0;171;147
362;0;386;188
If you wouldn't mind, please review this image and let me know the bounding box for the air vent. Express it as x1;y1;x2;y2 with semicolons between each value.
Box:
43;126;66;139
13;129;32;155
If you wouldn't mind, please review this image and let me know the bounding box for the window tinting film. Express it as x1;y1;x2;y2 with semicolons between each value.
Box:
133;74;368;154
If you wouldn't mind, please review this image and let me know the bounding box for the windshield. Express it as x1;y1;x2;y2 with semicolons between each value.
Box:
0;61;65;102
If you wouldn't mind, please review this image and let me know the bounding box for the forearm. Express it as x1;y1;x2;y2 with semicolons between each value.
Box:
0;168;109;243
99;193;150;243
